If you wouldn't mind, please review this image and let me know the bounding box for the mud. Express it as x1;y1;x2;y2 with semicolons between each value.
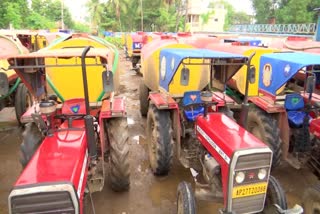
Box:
0;53;318;214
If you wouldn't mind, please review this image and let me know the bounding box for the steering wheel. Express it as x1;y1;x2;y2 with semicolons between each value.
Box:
55;114;86;128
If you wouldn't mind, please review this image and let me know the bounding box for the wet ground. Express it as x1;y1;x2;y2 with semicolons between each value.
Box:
0;55;319;214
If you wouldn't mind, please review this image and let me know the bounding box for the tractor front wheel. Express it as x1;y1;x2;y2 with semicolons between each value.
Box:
20;122;43;168
139;83;149;117
302;184;320;214
262;175;287;213
147;104;173;175
108;118;130;191
15;83;32;124
176;181;196;214
247;107;282;168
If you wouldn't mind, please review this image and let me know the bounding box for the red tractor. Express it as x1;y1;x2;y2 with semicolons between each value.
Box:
7;46;130;213
144;48;299;213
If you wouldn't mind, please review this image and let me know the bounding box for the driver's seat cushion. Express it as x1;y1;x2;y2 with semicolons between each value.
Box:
182;91;204;121
284;93;307;128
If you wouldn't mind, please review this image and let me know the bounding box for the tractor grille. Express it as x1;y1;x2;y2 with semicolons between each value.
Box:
232;194;265;213
231;152;272;213
11;191;75;214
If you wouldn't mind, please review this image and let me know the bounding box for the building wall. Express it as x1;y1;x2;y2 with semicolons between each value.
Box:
185;0;226;32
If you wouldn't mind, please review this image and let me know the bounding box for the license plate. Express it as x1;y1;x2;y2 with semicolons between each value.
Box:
232;182;267;198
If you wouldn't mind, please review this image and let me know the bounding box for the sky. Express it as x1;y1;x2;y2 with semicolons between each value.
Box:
226;0;254;14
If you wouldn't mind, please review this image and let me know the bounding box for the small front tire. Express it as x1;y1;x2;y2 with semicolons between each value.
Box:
177;181;196;214
262;175;287;213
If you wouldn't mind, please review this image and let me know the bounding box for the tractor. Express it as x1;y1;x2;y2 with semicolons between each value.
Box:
0;34;32;124
7;46;130;213
123;31;149;72
143;48;295;213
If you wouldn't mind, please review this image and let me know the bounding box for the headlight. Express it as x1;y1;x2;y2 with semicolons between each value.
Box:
258;168;267;180
235;171;245;183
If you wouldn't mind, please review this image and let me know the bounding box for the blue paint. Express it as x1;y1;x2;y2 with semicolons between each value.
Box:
259;52;320;95
71;104;80;113
182;91;204;121
159;48;246;91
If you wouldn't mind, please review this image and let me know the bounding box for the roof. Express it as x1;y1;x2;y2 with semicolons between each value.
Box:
225;37;261;43
261;52;320;69
8;48;110;60
160;48;246;59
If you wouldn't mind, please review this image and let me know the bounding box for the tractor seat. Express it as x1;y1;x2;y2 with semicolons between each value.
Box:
182;91;204;121
284;93;309;128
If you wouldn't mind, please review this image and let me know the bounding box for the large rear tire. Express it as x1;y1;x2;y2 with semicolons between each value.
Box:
262;175;287;213
147;104;173;175
15;83;32;124
177;181;196;214
20;122;42;168
302;184;320;214
108;118;130;191
247;107;282;168
139;83;149;117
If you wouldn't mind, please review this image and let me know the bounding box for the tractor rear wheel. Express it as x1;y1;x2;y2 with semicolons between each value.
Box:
262;175;287;213
177;181;196;214
108;118;130;191
302;184;320;214
139;83;149;117
147;104;173;175
15;83;32;124
20;122;42;168
247;107;282;168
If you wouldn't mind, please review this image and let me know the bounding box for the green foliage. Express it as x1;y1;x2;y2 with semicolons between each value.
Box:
73;23;91;33
0;0;74;30
251;0;320;24
25;12;55;29
105;37;122;48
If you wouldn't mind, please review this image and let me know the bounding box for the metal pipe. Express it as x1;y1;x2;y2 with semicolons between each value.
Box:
81;46;91;115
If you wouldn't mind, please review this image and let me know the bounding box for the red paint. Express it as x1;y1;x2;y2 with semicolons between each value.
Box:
310;118;320;138
196;113;268;204
249;96;286;113
15;128;87;190
149;92;178;109
100;97;126;118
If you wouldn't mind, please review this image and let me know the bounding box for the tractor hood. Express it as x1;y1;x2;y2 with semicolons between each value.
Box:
259;52;320;96
7;48;112;99
159;48;248;92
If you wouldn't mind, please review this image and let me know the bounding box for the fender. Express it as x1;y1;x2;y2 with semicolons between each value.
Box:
249;96;286;113
148;92;178;110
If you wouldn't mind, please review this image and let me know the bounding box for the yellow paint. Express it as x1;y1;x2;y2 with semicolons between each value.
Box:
126;34;133;57
45;57;105;102
168;58;210;96
0;60;15;78
232;182;267;199
142;43;193;92
44;36;117;102
231;48;284;96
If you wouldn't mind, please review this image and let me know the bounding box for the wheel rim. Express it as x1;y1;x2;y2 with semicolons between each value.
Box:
177;192;184;214
148;117;157;170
